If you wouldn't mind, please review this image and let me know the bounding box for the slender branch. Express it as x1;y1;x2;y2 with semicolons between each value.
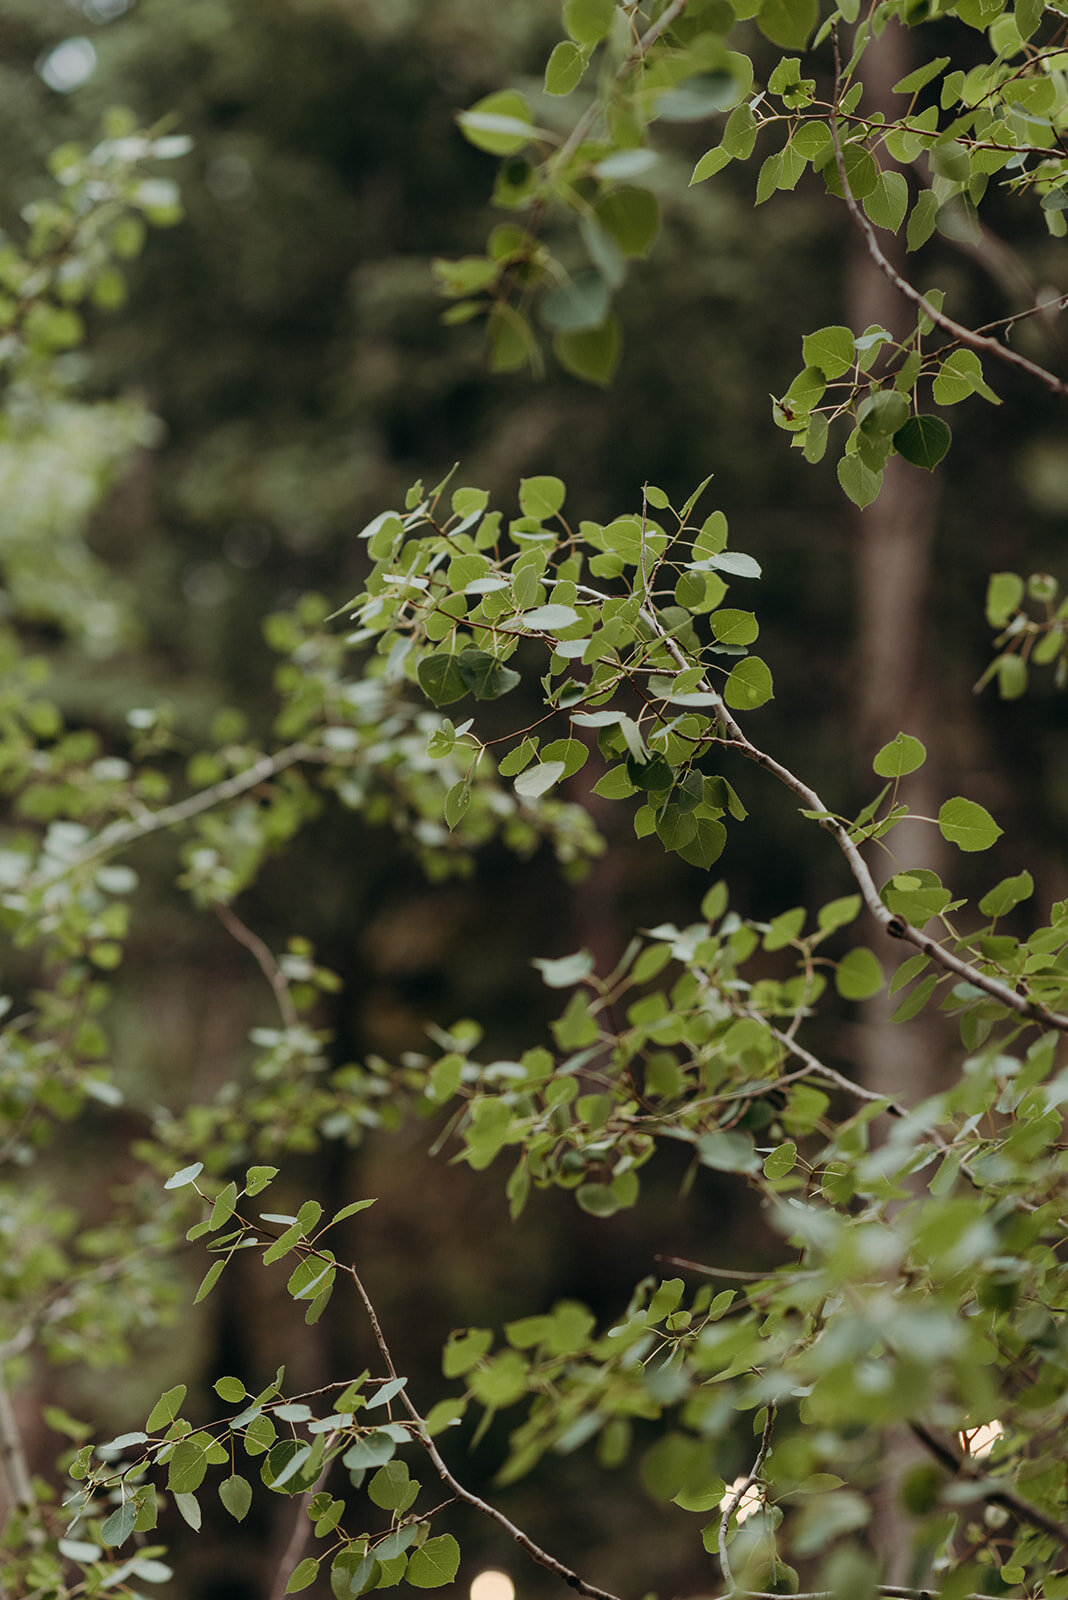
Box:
213;901;299;1030
348;1269;623;1600
655;1255;782;1281
26;742;328;892
552;1;689;179
633;601;1068;1033
829;28;1068;398
717;1404;776;1588
709;1589;1010;1600
910;1421;1068;1557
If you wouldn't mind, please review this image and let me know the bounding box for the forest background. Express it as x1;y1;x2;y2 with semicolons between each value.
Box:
2;0;1068;1598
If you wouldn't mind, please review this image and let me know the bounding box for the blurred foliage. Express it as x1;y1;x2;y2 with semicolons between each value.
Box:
1;1;1068;1598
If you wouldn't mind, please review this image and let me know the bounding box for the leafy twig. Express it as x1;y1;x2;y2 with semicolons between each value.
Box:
347;1268;624;1600
213;900;299;1031
829;27;1068;399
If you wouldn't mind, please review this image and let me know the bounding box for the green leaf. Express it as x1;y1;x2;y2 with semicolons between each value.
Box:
245;1165;278;1197
407;1535;461;1589
519;604;580;631
287;1559;320;1593
554;317;621;386
938;797;1003;852
219;1474;253;1522
817;895;861;933
444;781;471;830
369;1461;418;1512
458;92;536;156
758;0;818;48
595;188;660;258
100;1500;138;1548
858;388;909;437
986;572;1023;627
835;947;885;1000
893;56;950;93
873;733;926;777
540;270;611;333
802;325;855;379
194;1259;225;1304
906;191;938;252
764;1141;798;1179
893;415;951;470
837;452;882;509
174;1492;202;1531
577;1181;621;1216
691;147;731;184
164;1161;203;1190
147;1385;186;1431
677;816;727;869
564;0;616;43
515;760;566;799
417;653;468;707
168;1437;209;1494
933;348;998;406
698;1130;760;1173
539;738;588;779
442;1328;492;1378
545;40;587;96
533;948;594;987
710;608;759;645
979;870;1033;918
724;657;773;709
862;170;908;232
215;1376;247;1404
457;649;520;699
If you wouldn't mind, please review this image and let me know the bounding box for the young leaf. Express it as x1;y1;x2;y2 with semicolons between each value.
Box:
407;1535;461;1588
938;797;1002;852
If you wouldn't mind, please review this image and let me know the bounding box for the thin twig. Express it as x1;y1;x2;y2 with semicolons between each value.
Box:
25;742;328;892
707;1589;1010;1599
910;1421;1068;1557
717;1404;776;1588
213;901;299;1030
829;27;1068;398
655;1255;790;1281
632;600;1068;1034
348;1269;623;1600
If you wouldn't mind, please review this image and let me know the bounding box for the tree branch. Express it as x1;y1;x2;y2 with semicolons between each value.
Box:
26;742;328;892
717;1404;776;1588
213;901;299;1030
829;28;1068;398
347;1268;624;1600
633;601;1068;1034
910;1421;1068;1557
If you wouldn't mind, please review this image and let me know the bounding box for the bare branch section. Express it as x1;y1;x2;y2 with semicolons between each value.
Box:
347;1269;624;1600
213;900;299;1031
717;1404;776;1587
27;742;327;892
830;28;1068;399
910;1421;1068;1557
638;604;1068;1034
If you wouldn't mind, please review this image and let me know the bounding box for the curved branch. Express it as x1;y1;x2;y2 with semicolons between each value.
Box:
717;1404;776;1588
634;602;1068;1034
829;29;1068;399
910;1421;1068;1557
26;742;328;893
348;1269;624;1600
